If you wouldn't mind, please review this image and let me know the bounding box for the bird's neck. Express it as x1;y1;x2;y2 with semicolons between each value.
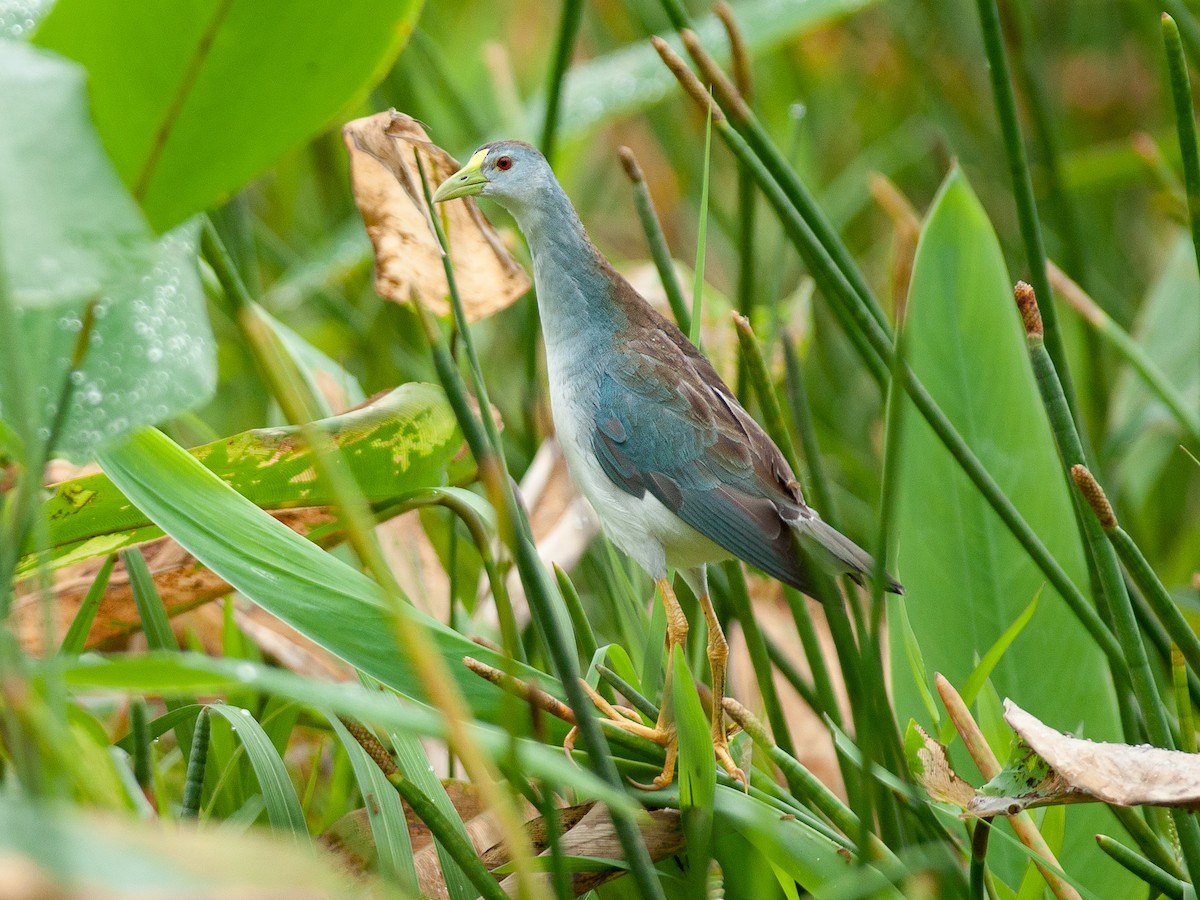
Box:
515;188;625;358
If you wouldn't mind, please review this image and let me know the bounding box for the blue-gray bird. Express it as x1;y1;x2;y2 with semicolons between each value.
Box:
433;141;901;789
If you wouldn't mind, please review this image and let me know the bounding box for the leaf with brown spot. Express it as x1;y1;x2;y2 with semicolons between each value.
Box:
343;110;530;321
905;721;978;809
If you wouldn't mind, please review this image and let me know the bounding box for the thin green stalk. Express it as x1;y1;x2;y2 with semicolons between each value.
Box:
969;821;991;900
1176;648;1196;754
59;554;116;655
1004;2;1105;437
1053;263;1200;444
619;147;691;332
649;37;1126;677
1017;286;1167;748
405;489;526;663
760;633;820;714
690;102;714;346
1163;0;1200;63
1110;805;1189;881
714;1;757;401
203;217;542;895
729;316;850;743
973;0;1084;443
724;699;903;871
781;336;836;524
1096;834;1187;900
181;708;210;819
596;665;659;721
538;0;584;166
1131;581;1200;712
553;563;598;662
731;314;800;475
1063;472;1200;883
1119;524;1200;680
719;560;796;761
780;587;841;727
1071;463;1200;693
1164;14;1200;341
130;699;152;789
388;771;510;900
676;30;889;337
420;172;665;899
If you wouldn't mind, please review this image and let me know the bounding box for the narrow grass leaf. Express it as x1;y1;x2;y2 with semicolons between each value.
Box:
940;589;1041;744
95;427;553;723
327;715;418;892
59;553;115;654
206;703;307;842
388;728;475;900
672;652;715;889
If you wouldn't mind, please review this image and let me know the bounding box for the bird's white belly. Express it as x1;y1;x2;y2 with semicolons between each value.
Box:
547;365;729;579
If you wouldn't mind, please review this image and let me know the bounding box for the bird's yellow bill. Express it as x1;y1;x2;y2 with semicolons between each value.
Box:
432;148;489;202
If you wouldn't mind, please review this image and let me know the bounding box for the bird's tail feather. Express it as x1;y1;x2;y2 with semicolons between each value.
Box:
792;515;904;595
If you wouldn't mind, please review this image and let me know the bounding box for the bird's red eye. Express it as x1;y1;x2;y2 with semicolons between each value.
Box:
495;155;513;171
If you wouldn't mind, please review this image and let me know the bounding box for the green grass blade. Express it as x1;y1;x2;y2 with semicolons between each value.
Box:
59;553;115;654
207;703;307;841
327;715;418;892
690;100;713;346
672;652;716;891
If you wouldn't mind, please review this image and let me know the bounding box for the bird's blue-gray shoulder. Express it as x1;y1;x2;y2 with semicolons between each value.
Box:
589;296;817;591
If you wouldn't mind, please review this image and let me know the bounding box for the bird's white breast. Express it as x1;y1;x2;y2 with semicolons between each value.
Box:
542;326;729;580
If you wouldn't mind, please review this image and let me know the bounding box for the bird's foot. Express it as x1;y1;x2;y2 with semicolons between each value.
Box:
563;679;679;790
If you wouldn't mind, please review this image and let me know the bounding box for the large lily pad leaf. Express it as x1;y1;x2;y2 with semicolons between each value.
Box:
0;41;214;462
35;0;424;231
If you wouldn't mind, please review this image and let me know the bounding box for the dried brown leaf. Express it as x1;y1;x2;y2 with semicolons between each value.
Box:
909;724;978;809
15;508;335;654
1001;699;1200;810
343;110;530;321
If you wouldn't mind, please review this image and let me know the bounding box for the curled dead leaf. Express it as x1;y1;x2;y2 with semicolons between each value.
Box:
343;110;530;321
995;699;1200;811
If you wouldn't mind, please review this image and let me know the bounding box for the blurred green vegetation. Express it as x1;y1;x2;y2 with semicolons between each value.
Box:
1;0;1198;896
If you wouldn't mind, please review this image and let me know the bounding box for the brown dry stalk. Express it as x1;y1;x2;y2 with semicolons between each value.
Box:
650;37;726;123
935;674;1080;900
463;656;577;724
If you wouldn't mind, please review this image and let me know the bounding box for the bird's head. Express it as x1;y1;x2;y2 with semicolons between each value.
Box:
432;141;553;217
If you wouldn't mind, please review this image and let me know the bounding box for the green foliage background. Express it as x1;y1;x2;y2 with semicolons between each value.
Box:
1;0;1198;897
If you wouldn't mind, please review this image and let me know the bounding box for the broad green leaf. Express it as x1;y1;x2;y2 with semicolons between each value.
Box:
92;427;525;724
206;703;307;841
61;652;637;816
0;40;147;309
1106;233;1200;574
890;168;1126;893
35;0;423;231
327;714;418;892
21;383;465;577
0;43;214;461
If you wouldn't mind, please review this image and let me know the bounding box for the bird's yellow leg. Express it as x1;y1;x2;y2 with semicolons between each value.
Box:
572;577;687;789
698;591;748;790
